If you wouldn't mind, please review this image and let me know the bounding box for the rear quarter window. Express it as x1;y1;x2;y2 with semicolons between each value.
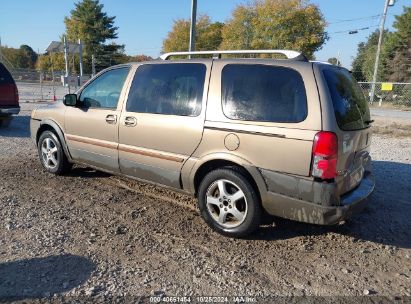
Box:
221;64;308;123
0;63;14;84
322;68;371;131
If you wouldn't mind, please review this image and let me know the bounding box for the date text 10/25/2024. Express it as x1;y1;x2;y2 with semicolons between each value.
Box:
149;296;257;303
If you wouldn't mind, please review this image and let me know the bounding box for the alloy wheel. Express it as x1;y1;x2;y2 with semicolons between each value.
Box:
205;179;248;228
41;137;59;170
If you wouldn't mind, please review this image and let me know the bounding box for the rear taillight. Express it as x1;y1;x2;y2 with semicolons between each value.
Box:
311;131;338;180
14;85;19;103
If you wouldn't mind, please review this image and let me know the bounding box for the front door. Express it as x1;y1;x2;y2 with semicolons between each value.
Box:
118;62;211;188
65;66;131;172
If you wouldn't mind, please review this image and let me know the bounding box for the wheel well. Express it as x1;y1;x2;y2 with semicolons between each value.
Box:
36;124;58;143
193;159;261;200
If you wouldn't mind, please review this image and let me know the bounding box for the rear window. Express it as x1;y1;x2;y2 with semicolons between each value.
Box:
0;63;14;84
323;68;370;131
221;64;307;123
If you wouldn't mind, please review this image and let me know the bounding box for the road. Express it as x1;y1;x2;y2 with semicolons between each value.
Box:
371;108;411;120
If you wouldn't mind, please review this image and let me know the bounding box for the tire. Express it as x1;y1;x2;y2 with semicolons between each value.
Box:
37;131;71;175
197;168;262;238
0;116;12;128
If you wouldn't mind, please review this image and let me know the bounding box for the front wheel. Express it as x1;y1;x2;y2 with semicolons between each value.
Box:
37;131;71;175
197;168;262;238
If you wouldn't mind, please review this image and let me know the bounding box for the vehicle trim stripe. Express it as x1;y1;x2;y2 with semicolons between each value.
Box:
66;134;118;150
204;126;286;138
66;134;185;163
118;145;185;163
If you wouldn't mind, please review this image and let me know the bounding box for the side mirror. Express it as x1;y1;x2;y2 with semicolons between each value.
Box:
63;94;78;106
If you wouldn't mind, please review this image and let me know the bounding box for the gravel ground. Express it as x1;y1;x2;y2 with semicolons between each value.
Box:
0;104;410;302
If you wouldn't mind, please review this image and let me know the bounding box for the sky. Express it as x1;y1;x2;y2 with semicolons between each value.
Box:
0;0;408;68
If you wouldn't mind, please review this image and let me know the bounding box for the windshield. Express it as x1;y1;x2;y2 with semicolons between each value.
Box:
323;68;370;131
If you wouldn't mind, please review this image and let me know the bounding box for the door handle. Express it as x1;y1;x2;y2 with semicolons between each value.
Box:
124;116;137;127
105;114;117;124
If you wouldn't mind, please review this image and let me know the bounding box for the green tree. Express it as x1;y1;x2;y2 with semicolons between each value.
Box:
221;0;328;59
112;53;153;65
351;41;367;81
220;6;254;50
64;0;122;72
388;50;410;82
162;15;224;53
36;53;66;72
386;6;411;82
19;45;38;69
351;6;410;82
1;46;21;69
92;43;127;70
125;54;153;62
351;30;393;82
390;6;411;52
327;57;341;66
0;45;38;69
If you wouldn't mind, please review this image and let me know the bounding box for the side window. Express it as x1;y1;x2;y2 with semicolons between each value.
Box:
126;63;206;116
79;67;130;109
222;64;308;123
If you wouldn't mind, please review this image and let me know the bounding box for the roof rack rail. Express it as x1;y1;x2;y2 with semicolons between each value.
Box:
160;50;307;61
310;60;333;65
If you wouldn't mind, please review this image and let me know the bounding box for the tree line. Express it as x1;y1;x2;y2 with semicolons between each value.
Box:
162;0;328;59
352;5;410;83
1;42;152;73
1;45;38;69
1;0;327;74
1;0;409;82
1;0;152;74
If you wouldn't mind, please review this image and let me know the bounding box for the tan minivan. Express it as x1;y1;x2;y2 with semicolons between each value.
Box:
31;50;375;237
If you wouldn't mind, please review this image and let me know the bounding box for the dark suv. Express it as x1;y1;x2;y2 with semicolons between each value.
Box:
0;62;20;127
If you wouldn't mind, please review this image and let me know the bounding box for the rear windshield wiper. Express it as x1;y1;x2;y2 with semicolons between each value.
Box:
364;119;374;124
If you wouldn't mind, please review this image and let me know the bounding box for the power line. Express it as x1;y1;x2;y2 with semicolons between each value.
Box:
327;12;397;25
327;14;381;25
330;25;379;34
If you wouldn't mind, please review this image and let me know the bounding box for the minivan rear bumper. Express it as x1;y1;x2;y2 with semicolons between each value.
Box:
0;106;20;115
262;171;375;225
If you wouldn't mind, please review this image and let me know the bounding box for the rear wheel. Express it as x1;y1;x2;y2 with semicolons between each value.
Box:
37;131;71;175
197;168;261;237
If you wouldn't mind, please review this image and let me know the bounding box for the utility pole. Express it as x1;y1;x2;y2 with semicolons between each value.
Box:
63;36;71;93
189;0;197;57
0;36;3;63
92;54;96;76
370;0;394;103
63;35;69;77
38;49;44;101
50;51;56;101
78;39;83;77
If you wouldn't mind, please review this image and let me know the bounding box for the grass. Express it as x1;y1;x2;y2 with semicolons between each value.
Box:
372;122;411;138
